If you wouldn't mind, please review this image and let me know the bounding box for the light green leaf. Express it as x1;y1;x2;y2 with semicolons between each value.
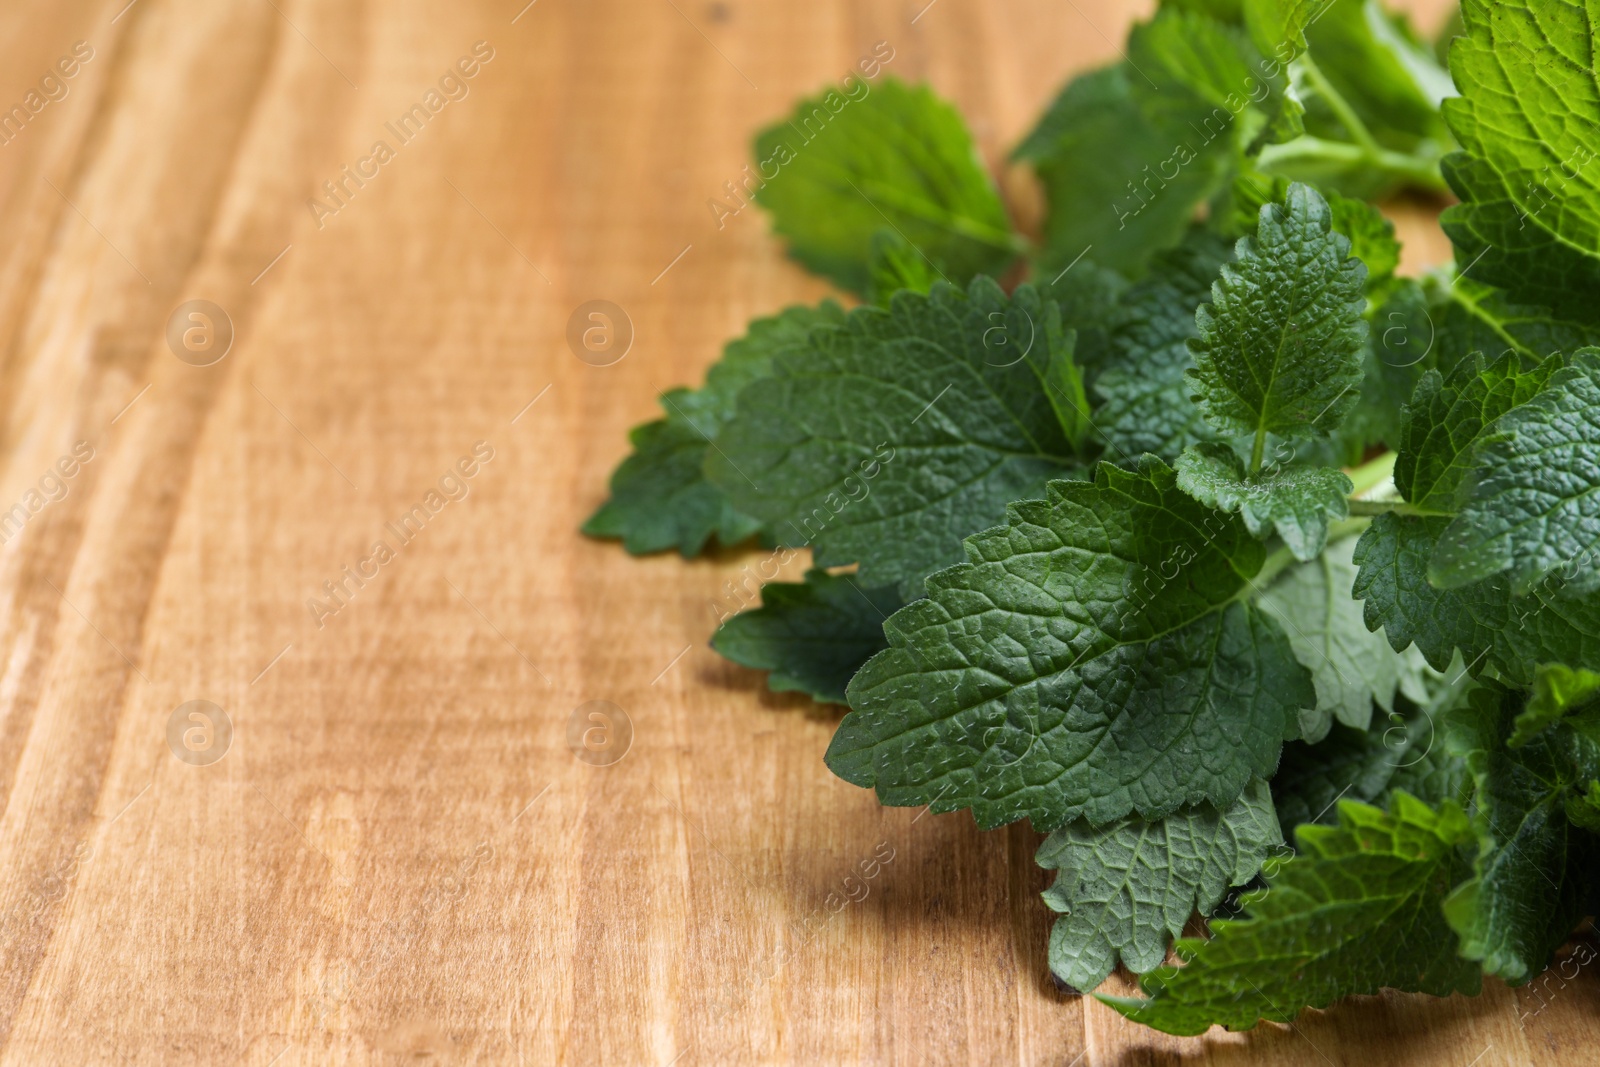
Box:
1510;663;1600;749
866;229;944;304
1175;442;1351;561
1440;0;1600;320
1015;64;1229;279
1432;350;1600;594
709;279;1082;599
826;456;1313;830
1187;183;1369;449
753;77;1020;296
1100;793;1480;1035
1257;534;1422;741
711;569;900;705
584;302;844;555
1039;779;1282;993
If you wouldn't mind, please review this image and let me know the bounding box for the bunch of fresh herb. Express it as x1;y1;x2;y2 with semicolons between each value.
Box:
586;0;1600;1034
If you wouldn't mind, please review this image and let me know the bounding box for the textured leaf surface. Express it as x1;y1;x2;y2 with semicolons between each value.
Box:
711;569;900;705
1394;351;1564;514
1440;0;1600;320
710;279;1080;598
753;78;1019;295
1273;705;1466;829
1101;793;1480;1035
827;457;1313;830
1443;684;1600;983
1176;442;1351;562
1039;779;1282;993
1432;351;1600;594
584;303;844;555
1352;513;1600;684
1224;172;1401;298
1257;534;1421;741
1435;277;1600;366
1187;183;1369;441
1094;230;1234;463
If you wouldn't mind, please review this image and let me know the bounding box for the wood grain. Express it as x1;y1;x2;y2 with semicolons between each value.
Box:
0;0;1590;1064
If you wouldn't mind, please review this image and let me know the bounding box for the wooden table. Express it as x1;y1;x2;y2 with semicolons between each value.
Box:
0;0;1592;1063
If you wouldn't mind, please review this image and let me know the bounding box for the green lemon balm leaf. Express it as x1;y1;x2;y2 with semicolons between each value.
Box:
1443;684;1600;983
709;278;1082;599
825;456;1313;830
583;302;845;555
1431;350;1600;594
1351;513;1600;684
1175;442;1352;561
1016;62;1230;279
753;78;1020;296
866;229;943;304
1101;793;1480;1035
1440;0;1600;320
1256;533;1422;741
1094;229;1236;463
711;569;901;705
1039;779;1282;993
1510;663;1600;749
1187;182;1369;459
1273;703;1468;828
1393;351;1566;515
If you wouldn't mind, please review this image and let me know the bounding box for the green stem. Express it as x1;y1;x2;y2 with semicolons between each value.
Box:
1255;135;1449;195
1298;54;1382;160
1249;426;1267;477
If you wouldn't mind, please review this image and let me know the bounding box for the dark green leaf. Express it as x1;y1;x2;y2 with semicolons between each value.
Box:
1187;182;1369;444
1351;513;1600;684
1432;350;1600;594
1094;229;1235;463
1176;442;1351;561
1394;350;1564;514
709;278;1082;598
1443;683;1600;983
711;569;901;705
1039;779;1282;992
826;456;1313;830
584;303;844;555
1100;793;1480;1035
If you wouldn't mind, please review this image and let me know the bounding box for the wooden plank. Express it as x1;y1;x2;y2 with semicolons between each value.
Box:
0;0;1591;1063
